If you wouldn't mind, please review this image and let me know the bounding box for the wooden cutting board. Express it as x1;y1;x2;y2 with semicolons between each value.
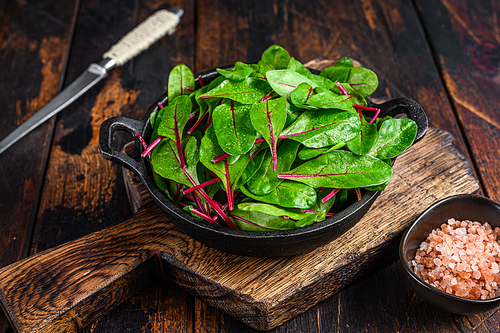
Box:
0;126;479;333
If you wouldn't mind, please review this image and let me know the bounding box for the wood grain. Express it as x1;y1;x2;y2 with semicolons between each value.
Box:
0;127;479;332
414;0;500;202
0;1;78;332
0;0;494;332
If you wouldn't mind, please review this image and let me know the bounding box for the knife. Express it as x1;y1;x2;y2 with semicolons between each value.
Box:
0;7;184;155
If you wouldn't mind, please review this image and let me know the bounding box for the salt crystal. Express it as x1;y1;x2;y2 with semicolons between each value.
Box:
412;219;500;300
492;262;499;271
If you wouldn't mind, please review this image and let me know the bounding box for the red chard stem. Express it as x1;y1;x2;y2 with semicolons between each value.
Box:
369;108;380;124
183;177;221;195
336;81;349;96
136;133;148;150
141;136;163;157
187;111;207;134
321;188;340;203
212;153;230;164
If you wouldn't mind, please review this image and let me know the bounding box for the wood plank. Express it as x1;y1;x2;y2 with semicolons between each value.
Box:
22;1;196;333
414;0;500;331
413;0;499;201
0;126;479;332
0;1;78;332
0;0;77;266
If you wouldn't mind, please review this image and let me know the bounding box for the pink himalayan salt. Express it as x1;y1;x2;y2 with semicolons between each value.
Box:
412;218;500;300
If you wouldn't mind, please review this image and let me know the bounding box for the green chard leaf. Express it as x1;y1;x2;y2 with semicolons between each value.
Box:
238;202;311;220
319;57;354;83
213;100;257;155
266;70;318;97
217;62;254;82
290;82;314;107
200;125;251;209
347;115;378;155
249;97;288;172
369;118;417;159
298;142;346;160
157;95;192;143
287;57;311;76
278;150;393;189
240;180;316;209
305;89;356;110
346;67;378;97
198;77;272;104
280;109;361;148
258;45;291;69
168;64;195;103
230;209;297;231
246;139;300;195
151;136;199;187
295;211;321;228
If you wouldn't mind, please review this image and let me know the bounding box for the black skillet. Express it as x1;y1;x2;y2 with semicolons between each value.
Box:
99;66;428;257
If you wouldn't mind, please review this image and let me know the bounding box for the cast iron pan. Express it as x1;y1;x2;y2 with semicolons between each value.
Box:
99;66;428;257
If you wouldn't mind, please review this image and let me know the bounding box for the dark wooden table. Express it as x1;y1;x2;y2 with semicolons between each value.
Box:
0;0;499;332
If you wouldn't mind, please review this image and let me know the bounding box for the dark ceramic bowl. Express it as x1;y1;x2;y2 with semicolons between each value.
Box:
99;66;428;257
400;194;500;314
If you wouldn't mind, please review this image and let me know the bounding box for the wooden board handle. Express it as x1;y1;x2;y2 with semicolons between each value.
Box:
0;205;173;333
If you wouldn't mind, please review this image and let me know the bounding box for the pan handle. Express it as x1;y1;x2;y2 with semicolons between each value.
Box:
98;116;147;177
375;98;428;144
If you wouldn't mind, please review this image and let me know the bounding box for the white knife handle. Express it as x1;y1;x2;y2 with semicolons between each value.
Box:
103;9;182;67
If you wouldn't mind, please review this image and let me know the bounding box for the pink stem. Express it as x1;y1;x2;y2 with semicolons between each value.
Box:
249;142;264;160
141;136;163;157
353;104;379;112
183;170;237;229
353;104;381;124
224;161;235;210
136;133;148;150
185;86;195;92
158;102;164;109
369;109;380;124
198;75;204;87
335;81;349;96
183;177;221;195
321;188;340;203
260;90;275;103
187;111;207;134
190;207;220;225
212;153;231;164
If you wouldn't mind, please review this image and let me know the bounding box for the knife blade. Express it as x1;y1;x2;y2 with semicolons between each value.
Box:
0;7;183;155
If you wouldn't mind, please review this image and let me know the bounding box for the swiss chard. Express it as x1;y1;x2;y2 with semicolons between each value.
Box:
145;45;418;231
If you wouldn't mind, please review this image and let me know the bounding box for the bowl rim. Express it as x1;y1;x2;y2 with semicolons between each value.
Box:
399;193;500;304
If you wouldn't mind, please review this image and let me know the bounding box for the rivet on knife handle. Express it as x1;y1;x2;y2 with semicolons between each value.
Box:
0;8;183;156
